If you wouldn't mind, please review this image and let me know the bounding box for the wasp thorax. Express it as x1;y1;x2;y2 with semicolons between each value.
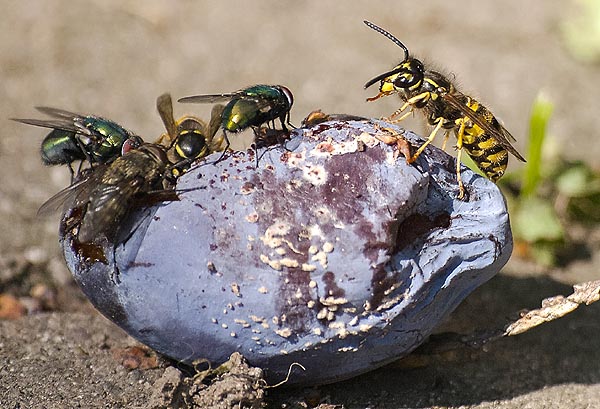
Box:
176;130;208;160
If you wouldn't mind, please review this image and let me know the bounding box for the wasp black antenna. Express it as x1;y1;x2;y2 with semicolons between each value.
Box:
364;66;406;89
363;20;410;60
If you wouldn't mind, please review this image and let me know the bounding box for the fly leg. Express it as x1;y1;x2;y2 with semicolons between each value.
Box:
213;132;231;164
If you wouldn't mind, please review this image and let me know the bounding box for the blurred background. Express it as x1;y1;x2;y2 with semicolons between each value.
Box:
0;0;600;342
2;0;600;406
3;0;599;284
1;0;599;366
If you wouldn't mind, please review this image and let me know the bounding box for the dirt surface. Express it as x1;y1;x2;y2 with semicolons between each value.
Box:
1;1;599;408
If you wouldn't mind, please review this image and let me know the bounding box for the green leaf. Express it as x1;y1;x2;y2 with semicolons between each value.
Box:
530;242;559;267
460;153;484;177
522;92;554;198
569;193;600;223
556;162;600;197
513;197;564;242
560;0;600;63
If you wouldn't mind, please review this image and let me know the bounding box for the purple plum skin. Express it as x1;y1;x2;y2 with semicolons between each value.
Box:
61;119;512;385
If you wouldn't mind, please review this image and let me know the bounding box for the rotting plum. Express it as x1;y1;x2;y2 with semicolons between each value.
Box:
60;118;512;386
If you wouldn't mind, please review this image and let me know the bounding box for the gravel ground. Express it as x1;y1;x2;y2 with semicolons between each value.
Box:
1;1;599;408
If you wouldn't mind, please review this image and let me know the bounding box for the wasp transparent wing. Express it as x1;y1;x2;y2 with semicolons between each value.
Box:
442;93;526;162
156;93;178;143
206;104;226;151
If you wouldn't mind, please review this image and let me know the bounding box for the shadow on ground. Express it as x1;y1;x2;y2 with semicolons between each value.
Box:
269;274;600;408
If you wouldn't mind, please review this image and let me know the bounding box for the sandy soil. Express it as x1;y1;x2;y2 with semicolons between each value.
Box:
1;1;599;408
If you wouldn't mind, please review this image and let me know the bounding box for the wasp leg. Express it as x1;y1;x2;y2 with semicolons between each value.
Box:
206;104;226;152
384;101;412;123
441;131;451;151
407;117;445;164
155;132;170;147
405;92;431;107
385;92;431;123
385;108;414;124
168;154;199;179
455;119;467;199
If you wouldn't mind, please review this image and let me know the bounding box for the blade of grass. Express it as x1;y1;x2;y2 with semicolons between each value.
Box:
522;92;554;197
